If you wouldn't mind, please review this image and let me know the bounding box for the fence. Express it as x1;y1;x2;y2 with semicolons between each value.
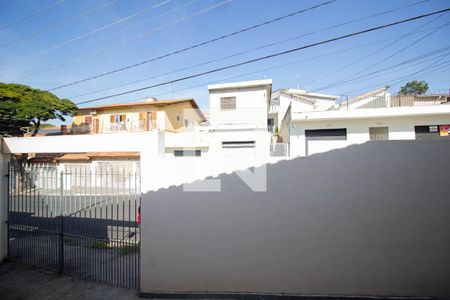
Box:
270;143;289;157
7;162;141;289
104;120;157;133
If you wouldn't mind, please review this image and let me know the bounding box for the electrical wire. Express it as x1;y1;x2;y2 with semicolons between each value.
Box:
0;0;66;32
0;0;120;47
311;15;450;92
44;0;339;91
16;0;234;78
73;8;450;105
68;25;444;99
29;0;173;58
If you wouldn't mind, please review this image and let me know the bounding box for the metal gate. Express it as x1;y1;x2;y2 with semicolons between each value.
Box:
6;162;141;289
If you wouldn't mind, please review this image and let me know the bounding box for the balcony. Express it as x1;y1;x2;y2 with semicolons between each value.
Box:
269;98;280;113
270;143;289;157
104;120;157;133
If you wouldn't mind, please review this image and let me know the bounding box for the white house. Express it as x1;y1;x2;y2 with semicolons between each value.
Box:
288;87;450;157
269;88;339;156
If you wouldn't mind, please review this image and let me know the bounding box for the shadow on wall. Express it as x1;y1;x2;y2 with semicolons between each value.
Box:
140;140;450;298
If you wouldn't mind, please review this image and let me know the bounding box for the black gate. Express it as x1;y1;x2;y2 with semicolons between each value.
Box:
7;162;140;289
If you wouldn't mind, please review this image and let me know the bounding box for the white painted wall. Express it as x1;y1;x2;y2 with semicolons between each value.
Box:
209;87;268;128
290;113;450;157
147;130;271;192
140;141;450;298
2;131;160;154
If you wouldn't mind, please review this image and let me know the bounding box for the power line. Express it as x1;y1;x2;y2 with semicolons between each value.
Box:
0;0;120;47
108;50;450;105
47;0;339;91
74;8;450;105
69;25;443;100
53;0;232;65
29;0;173;58
341;58;450;96
128;46;450;103
16;0;233;79
307;46;450;91
302;8;443;87
33;0;204;60
12;0;204;79
0;0;66;32
311;15;450;92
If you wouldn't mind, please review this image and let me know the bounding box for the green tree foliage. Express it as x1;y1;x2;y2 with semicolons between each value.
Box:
0;82;77;136
399;80;429;95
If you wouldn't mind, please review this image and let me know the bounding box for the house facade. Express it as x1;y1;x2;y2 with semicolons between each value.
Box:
72;98;206;134
288;87;450;157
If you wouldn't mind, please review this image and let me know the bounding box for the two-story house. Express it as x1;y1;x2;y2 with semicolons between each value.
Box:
72;98;206;134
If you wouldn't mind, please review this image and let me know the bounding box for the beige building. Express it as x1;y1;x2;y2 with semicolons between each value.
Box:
72;98;206;134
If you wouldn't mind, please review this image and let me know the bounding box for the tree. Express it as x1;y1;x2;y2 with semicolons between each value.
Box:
399;80;429;95
0;82;77;136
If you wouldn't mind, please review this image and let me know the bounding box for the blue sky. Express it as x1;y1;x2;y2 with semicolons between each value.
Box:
0;0;449;115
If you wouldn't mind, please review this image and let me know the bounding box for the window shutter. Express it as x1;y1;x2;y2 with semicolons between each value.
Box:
110;115;115;123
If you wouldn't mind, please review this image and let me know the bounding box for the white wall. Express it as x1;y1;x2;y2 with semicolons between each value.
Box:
146;130;271;192
209;87;268;128
290;114;450;157
140;141;450;298
1;131;160;154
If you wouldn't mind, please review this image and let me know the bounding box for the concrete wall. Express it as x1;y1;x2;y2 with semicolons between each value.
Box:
290;114;450;156
140;141;450;298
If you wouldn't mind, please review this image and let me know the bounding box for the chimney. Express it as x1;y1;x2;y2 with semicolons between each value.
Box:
61;125;67;135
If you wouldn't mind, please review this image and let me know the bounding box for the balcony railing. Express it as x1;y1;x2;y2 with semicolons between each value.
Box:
270;143;289;157
337;94;449;110
269;98;280;112
104;120;157;133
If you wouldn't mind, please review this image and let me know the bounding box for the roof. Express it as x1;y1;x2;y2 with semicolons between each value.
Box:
77;98;207;121
208;79;272;91
292;104;450;122
56;152;140;161
344;86;388;106
277;88;339;100
24;125;72;137
27;152;140;163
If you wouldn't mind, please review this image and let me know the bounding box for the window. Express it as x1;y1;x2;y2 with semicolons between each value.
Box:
415;125;450;140
222;141;255;148
220;97;236;111
174;150;201;157
110;114;126;123
305;128;347;140
369;127;389;141
176;115;180;122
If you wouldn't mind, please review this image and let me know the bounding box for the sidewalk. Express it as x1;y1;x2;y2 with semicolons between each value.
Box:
0;261;140;300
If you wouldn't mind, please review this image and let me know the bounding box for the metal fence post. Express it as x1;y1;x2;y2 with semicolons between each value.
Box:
59;171;64;274
5;162;10;258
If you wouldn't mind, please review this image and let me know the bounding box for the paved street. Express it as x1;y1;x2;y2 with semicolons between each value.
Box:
0;261;140;300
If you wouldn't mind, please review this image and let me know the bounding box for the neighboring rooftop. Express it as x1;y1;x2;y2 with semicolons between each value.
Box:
27;152;140;163
208;79;272;91
77;98;206;122
276;88;339;100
